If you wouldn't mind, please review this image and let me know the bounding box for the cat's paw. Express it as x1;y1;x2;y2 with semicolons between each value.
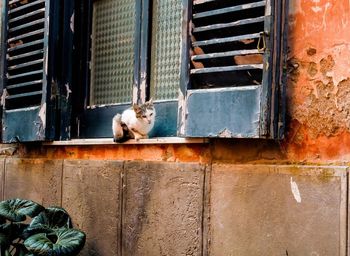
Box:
134;134;143;141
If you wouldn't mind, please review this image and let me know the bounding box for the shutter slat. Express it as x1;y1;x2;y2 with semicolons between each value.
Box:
9;0;23;5
8;28;44;43
193;1;266;19
191;49;260;61
9;18;45;33
8;8;45;24
192;33;260;47
193;0;216;5
7;59;43;70
194;16;265;33
7;91;43;99
7;80;43;90
7;49;44;61
191;64;263;74
7;39;44;52
7;70;43;80
9;0;45;14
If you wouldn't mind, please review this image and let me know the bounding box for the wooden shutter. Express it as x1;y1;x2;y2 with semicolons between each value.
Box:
1;0;60;142
178;0;288;139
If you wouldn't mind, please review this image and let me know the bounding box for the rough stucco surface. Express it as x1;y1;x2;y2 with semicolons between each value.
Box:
210;164;347;256
4;158;62;206
62;160;122;256
123;161;204;256
285;0;350;161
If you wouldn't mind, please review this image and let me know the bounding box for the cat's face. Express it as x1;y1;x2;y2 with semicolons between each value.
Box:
133;99;155;124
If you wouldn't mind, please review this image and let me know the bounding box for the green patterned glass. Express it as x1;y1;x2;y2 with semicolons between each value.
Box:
90;0;135;105
150;0;182;100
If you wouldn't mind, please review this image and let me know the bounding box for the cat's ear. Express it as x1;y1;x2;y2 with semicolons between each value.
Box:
146;98;153;106
132;103;140;111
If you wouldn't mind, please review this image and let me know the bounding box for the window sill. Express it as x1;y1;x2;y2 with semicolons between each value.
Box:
43;137;209;146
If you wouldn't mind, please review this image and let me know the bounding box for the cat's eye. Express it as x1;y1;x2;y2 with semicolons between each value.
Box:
142;115;147;118
150;113;153;116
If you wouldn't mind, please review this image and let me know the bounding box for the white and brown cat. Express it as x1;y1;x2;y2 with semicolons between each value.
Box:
112;99;156;142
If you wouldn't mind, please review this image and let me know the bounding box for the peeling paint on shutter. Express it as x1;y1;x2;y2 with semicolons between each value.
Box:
1;0;59;142
179;0;288;139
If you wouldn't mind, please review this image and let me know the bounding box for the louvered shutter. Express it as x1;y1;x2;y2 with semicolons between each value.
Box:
1;0;59;142
178;0;287;139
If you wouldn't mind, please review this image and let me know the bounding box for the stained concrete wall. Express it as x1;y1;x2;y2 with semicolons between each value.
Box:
2;159;350;255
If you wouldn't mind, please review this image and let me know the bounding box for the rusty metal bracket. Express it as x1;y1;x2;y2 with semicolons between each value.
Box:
257;31;268;52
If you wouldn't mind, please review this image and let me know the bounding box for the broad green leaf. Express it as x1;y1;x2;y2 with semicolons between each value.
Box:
0;199;44;222
24;229;86;256
25;207;72;237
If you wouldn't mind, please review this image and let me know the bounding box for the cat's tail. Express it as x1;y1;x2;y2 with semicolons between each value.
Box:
112;114;134;143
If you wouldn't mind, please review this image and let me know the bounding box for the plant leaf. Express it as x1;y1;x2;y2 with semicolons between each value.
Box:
24;229;86;256
0;223;29;241
0;232;11;248
0;199;44;222
13;243;29;256
25;207;72;237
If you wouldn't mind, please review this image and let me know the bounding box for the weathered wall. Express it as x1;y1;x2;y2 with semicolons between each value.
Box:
2;0;350;255
284;0;350;161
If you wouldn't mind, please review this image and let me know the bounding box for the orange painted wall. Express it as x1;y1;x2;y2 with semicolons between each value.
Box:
14;0;350;165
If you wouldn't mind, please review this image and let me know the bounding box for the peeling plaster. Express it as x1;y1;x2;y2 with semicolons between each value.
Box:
1;89;8;106
218;128;233;138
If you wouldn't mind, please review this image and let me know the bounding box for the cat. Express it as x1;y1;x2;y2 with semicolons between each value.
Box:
112;99;156;142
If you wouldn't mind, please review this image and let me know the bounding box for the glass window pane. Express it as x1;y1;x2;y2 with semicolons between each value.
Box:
90;0;136;105
150;0;182;101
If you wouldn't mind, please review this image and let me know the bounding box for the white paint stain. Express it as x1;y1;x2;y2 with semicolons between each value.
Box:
290;177;301;203
65;83;72;100
39;103;46;129
322;2;331;30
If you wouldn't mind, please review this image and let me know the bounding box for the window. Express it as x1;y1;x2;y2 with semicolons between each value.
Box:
178;0;288;139
0;0;288;142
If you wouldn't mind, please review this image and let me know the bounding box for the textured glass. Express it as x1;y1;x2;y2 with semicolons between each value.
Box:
90;0;135;105
150;0;182;100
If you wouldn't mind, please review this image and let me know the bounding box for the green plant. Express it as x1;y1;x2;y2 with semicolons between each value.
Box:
0;199;85;256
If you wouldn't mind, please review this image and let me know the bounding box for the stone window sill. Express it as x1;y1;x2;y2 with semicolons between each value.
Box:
43;137;208;146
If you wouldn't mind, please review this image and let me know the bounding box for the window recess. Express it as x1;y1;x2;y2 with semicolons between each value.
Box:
1;0;61;142
178;0;288;139
74;0;179;139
